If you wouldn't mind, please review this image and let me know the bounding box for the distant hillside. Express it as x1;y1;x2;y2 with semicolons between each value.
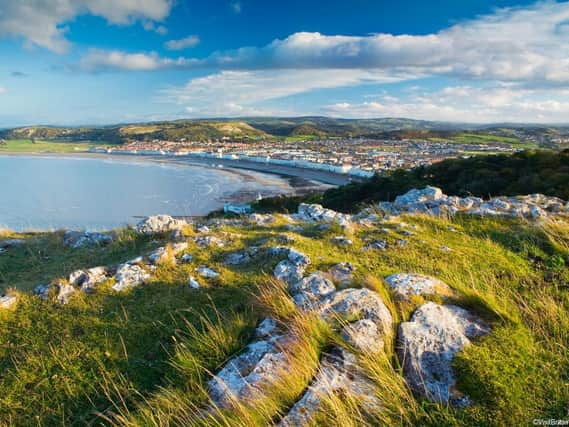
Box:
1;117;568;148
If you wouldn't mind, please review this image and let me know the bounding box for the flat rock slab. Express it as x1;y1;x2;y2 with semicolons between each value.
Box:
64;231;113;249
398;302;490;405
385;273;453;300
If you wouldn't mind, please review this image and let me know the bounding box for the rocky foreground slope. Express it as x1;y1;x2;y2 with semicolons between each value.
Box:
0;187;567;426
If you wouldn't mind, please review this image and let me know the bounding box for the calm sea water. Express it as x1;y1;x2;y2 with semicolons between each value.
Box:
0;155;292;231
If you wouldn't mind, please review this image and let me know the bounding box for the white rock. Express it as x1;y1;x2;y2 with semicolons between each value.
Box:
328;262;355;286
196;266;219;279
290;272;336;310
0;295;17;309
112;264;151;291
398;302;490;405
274;260;306;285
63;231;113;249
56;282;76;304
385;273;453;300
188;276;201;289
136;215;187;235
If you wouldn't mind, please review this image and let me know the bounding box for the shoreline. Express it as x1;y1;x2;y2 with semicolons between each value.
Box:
0;152;339;231
0;151;351;186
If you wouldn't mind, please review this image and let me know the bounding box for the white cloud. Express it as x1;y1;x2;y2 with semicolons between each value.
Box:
324;85;569;123
0;0;173;52
77;1;569;87
0;87;6;94
165;35;200;50
80;49;200;71
160;69;408;116
143;21;168;35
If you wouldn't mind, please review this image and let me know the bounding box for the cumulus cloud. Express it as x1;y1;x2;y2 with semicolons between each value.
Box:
165;35;200;50
324;86;569;123
77;1;569;87
0;0;173;52
160;69;408;116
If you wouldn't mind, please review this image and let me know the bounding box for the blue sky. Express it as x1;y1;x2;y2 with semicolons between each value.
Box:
1;0;569;126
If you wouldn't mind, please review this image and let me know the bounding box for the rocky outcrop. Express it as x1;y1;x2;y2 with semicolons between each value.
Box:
289;272;336;310
328;262;355;286
379;186;569;219
68;266;111;292
249;213;276;226
112;264;151;292
385;273;453;301
273;248;311;286
279;348;379;426
208;320;292;408
194;235;226;248
224;246;260;265
398;302;490;405
296;203;352;228
148;242;188;265
135;215;187;235
63;231;113;249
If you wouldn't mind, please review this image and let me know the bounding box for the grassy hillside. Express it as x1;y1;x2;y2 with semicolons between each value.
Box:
2;118;565;148
0;211;567;425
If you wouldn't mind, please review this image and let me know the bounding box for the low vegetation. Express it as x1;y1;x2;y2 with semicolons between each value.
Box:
0;210;567;425
0;139;99;153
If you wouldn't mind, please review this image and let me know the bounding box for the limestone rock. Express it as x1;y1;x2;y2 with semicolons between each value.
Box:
341;319;383;353
321;288;393;339
362;240;388;251
274;260;306;285
279;348;379;426
188;276;201;289
328;262;355;286
56;282;76;304
290;272;336;310
249;213;276;225
196;266;219;279
68;266;109;292
297;203;352;228
398;302;490;405
63;231;113;249
385;273;453;300
0;295;17;309
112;264;151;291
136;215;187;235
34;284;52;299
332;236;353;246
194;235;225;248
224;246;259;265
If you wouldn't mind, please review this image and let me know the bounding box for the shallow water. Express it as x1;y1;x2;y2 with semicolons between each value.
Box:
0;155;292;231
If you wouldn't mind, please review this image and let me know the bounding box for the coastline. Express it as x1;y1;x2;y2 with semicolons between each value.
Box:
0;152;339;229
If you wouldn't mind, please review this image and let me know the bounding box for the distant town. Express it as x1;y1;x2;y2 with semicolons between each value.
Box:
90;136;524;179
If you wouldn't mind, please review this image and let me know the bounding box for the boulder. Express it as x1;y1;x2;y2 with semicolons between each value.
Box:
341;319;384;353
180;253;193;263
328;262;355;286
135;215;187;235
196;266;219;279
321;288;393;341
249;213;276;225
112;264;151;291
332;236;353;246
188;276;201;289
279;348;379;426
274;260;306;285
393;186;445;208
297;203;352;228
34;284;52;299
63;231;113;249
68;266;109;291
56;282;76;304
362;240;388;251
194;235;226;248
224;247;259;265
398;302;490;405
385;273;453;300
290;272;336;310
208;332;292;408
0;295;17;309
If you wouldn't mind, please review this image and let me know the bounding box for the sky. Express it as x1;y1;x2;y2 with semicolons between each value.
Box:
1;0;569;126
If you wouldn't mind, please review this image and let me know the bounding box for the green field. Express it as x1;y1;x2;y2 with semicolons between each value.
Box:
430;133;538;149
0;139;100;153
